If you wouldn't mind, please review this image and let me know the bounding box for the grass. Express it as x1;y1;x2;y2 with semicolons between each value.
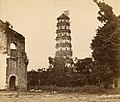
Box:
28;85;106;94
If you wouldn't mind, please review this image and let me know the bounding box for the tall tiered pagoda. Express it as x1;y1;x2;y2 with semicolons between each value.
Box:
55;13;72;59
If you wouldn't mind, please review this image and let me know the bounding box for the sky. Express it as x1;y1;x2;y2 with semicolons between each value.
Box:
0;0;120;70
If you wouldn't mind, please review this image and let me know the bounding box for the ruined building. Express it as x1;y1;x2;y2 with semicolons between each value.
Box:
0;20;28;90
55;13;73;67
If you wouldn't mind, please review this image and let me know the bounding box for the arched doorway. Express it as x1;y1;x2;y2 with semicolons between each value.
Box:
9;76;16;90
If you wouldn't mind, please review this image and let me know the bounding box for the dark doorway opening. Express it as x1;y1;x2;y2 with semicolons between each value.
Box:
9;76;16;91
114;79;118;88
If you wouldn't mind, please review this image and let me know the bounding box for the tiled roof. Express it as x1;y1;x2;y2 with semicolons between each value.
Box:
57;13;69;20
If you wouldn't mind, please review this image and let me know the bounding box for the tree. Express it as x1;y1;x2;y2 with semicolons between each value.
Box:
47;56;74;87
73;58;93;86
75;58;93;74
27;69;39;89
91;0;120;88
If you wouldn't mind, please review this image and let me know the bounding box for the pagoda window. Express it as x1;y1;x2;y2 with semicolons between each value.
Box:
66;33;68;36
63;32;65;35
57;41;59;44
61;25;65;29
58;26;60;29
60;40;62;43
60;34;62;36
65;40;67;43
62;19;64;22
59;26;61;29
61;26;64;29
59;47;62;51
64;26;66;29
63;40;67;43
66;33;70;36
58;26;62;29
59;19;62;22
64;33;66;36
67;40;70;43
64;40;70;43
57;48;59;51
62;47;66;51
66;20;69;22
62;33;64;36
60;26;62;29
65;63;71;67
58;33;61;36
66;26;69;29
57;33;59;36
65;48;67;51
67;47;70;51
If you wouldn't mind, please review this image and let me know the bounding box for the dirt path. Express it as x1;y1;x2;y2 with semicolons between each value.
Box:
0;91;120;102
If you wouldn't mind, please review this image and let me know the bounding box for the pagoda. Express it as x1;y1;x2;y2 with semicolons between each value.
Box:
55;13;72;58
55;13;73;67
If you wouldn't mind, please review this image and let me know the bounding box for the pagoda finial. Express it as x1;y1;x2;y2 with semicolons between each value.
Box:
63;10;69;16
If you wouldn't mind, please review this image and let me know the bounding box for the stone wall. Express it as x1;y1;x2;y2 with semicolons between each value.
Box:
0;20;28;90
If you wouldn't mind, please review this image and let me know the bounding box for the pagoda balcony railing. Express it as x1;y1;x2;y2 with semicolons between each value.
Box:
56;43;72;48
57;22;70;27
56;29;71;33
55;50;72;56
56;36;71;41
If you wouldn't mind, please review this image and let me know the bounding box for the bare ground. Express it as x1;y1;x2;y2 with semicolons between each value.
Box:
0;91;120;102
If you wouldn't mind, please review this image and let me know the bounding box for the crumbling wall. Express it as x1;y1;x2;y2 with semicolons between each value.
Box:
0;20;28;90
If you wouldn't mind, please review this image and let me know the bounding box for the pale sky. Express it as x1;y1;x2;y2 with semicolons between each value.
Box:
0;0;120;70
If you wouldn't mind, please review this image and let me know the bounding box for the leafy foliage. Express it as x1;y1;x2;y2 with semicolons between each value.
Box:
27;70;39;87
93;0;115;23
73;58;93;86
91;0;120;87
47;56;73;87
